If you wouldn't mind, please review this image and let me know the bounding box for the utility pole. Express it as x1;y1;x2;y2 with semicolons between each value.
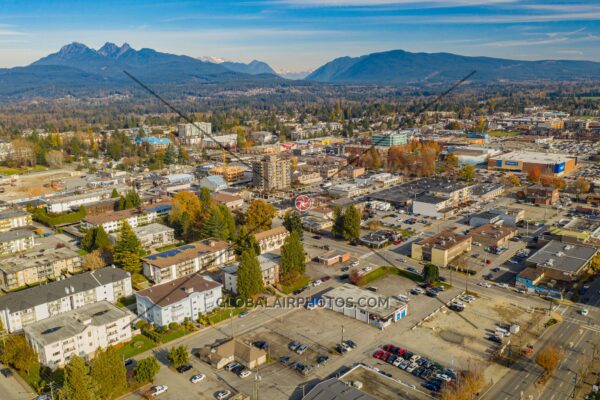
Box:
254;373;262;400
230;309;234;338
341;325;345;344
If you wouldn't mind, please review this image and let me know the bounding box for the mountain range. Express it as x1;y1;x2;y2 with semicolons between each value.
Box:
1;43;600;102
306;49;600;84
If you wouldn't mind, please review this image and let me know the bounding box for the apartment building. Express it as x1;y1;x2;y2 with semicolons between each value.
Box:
0;267;132;333
45;188;118;214
0;240;83;291
0;229;35;256
136;274;222;327
109;222;175;250
411;230;472;267
254;226;289;253
25;301;132;368
178;122;212;145
252;154;291;190
222;253;280;294
0;209;32;232
142;239;233;284
80;205;170;233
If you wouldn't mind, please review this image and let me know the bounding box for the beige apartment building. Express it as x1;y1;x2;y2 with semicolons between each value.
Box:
411;230;472;267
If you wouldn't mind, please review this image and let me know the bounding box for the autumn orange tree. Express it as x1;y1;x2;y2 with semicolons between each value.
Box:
527;166;542;182
535;343;564;377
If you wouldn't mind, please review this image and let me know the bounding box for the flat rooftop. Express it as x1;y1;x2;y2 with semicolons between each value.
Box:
0;237;80;274
322;283;405;319
0;228;33;243
369;178;471;205
417;230;470;250
470;223;516;240
526;240;597;273
24;301;130;346
491;150;573;165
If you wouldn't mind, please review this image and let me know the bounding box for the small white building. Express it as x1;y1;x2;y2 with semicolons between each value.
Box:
322;284;407;330
45;188;116;214
412;195;454;218
199;175;228;192
24;301;132;368
136;274;222;327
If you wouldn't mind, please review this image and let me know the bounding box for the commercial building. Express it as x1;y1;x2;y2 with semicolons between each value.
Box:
221;253;280;294
471;183;505;202
252;155;291;190
136;274;222;327
254;226;289;253
488;151;577;176
411;230;472;267
0;209;32;232
369;178;473;208
198;339;267;370
177;122;212;145
489;207;525;226
142;239;233;284
292;172;323;186
524;240;597;282
328;183;367;198
524;185;559;206
412;195;454;218
322;284;408;329
371;131;409;147
109;222;175;250
24;301;132;368
469;211;502;228
199;175;228;192
317;250;351;266
469;224;517;247
0;267;132;333
0;229;35;256
0;239;83;291
444;146;501;165
211;192;244;210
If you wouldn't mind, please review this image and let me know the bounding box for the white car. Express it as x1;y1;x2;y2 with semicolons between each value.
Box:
494;283;509;289
396;294;410;302
238;369;252;378
351;261;359;267
150;385;168;396
436;374;452;382
581;309;589;316
312;279;322;287
190;374;205;384
392;357;404;367
478;282;491;288
460;295;475;303
362;266;372;273
216;390;231;400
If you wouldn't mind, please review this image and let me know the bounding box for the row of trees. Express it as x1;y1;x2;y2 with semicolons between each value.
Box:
81;221;144;273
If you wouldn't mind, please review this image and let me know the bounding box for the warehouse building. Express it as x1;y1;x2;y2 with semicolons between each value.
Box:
488;151;576;176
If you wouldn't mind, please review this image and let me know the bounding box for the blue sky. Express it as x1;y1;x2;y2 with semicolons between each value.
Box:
1;0;599;72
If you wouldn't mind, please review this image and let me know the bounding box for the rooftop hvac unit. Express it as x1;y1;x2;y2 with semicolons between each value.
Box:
352;381;363;390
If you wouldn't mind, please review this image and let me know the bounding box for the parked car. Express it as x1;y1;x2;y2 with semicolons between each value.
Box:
225;362;241;372
216;390;231;400
238;311;249;318
581;309;589;316
252;341;269;350
1;368;13;378
190;374;205;384
487;335;503;344
344;339;357;349
288;341;301;351
149;385;168;396
478;282;491;288
351;261;359;267
295;344;309;355
238;369;252;378
279;356;290;363
176;364;193;373
316;355;329;365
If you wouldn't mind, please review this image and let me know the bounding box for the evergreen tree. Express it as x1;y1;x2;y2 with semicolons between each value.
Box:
90;347;127;400
199;205;227;240
423;263;440;284
110;188;119;198
235;226;261;255
280;231;306;278
58;356;98;400
219;204;236;240
332;206;345;238
93;226;111;250
237;248;264;299
113;221;143;273
283;211;303;238
343;205;361;241
125;190;141;209
164;145;177;164
81;229;96;252
198;187;213;207
117;196;126;211
134;357;160;384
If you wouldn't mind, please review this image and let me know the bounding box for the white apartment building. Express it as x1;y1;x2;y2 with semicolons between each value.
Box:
178;122;213;145
0;229;35;256
109;222;175;250
0;267;132;333
254;226;289;253
136;274;222;327
0;209;32;232
142;239;234;284
80;206;169;233
221;253;280;295
45;188;117;214
25;301;132;368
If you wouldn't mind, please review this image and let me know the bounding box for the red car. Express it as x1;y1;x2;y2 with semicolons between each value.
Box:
373;350;384;359
381;352;392;362
485;259;492;265
393;240;402;245
322;276;331;282
383;344;394;352
396;348;406;356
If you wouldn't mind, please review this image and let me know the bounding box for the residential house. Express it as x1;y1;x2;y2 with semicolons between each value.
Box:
254;226;289;253
221;253;280;294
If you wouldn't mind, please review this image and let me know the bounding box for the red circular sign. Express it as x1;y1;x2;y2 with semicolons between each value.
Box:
295;195;312;211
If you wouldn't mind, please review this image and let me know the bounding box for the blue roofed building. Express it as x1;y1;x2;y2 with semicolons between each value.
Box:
134;136;171;149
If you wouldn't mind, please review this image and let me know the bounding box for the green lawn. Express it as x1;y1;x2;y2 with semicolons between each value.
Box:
279;275;311;294
489;131;520;137
159;328;191;343
119;335;156;359
116;296;136;308
206;307;248;325
0;166;22;176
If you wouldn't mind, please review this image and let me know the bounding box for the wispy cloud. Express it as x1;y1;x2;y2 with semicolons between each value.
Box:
271;0;516;7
